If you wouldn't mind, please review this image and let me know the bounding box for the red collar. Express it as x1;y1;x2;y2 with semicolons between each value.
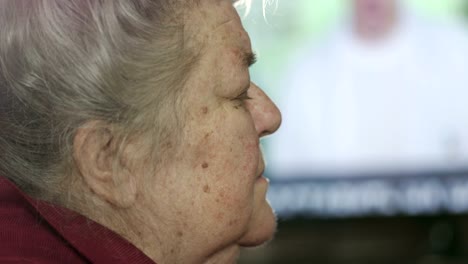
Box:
0;177;156;264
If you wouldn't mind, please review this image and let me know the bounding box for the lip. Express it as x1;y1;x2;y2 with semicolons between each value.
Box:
256;153;266;177
257;166;265;179
256;153;267;181
256;166;268;183
256;174;269;184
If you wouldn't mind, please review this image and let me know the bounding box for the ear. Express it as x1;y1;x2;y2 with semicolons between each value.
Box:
73;121;137;208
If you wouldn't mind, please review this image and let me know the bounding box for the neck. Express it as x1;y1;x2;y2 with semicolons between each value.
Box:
122;211;243;264
127;221;242;264
77;195;242;264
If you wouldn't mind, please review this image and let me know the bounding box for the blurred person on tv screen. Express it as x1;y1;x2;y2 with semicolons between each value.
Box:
270;0;468;178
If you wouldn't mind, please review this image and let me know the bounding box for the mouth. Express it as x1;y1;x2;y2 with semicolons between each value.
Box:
256;156;266;179
256;172;263;180
256;152;268;182
256;165;268;183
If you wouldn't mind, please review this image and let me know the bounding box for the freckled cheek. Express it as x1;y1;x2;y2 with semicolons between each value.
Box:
208;186;253;231
192;127;258;194
217;142;259;206
193;129;258;177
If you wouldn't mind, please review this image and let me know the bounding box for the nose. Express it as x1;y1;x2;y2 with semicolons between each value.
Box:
246;83;282;138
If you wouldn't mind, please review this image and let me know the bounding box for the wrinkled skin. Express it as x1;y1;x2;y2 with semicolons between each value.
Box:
137;0;282;263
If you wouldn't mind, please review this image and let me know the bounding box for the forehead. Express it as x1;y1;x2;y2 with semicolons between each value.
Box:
185;0;251;52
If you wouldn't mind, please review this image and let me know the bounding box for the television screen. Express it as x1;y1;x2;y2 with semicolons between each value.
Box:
242;0;468;218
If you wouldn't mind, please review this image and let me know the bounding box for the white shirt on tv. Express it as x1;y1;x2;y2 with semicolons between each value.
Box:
269;9;468;178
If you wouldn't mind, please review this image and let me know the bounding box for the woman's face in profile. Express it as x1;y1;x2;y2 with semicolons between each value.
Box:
137;0;281;260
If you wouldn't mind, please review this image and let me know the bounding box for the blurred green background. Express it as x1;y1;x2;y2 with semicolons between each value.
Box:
242;0;467;101
240;0;468;162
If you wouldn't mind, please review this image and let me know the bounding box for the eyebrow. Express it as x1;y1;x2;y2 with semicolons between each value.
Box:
243;51;257;68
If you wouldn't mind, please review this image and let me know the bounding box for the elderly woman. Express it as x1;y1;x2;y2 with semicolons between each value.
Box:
0;0;281;263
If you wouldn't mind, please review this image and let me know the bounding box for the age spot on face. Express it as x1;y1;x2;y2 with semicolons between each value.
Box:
162;141;173;149
203;185;211;193
204;131;213;139
202;162;209;169
201;106;209;114
215;212;225;220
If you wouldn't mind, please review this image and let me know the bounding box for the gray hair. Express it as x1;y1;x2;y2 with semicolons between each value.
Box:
234;0;276;17
0;0;200;201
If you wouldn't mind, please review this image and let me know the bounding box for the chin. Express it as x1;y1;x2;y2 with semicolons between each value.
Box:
238;202;277;247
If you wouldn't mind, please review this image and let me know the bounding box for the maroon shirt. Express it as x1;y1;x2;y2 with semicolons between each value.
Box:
0;177;156;263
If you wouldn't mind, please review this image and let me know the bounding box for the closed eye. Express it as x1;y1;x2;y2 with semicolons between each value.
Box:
245;52;257;68
236;88;252;101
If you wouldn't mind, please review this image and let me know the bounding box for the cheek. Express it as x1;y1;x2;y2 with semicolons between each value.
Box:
180;104;260;225
192;129;260;214
189;109;258;181
201;135;259;196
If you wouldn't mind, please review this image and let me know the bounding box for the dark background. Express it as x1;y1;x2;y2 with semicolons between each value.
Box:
239;214;468;264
